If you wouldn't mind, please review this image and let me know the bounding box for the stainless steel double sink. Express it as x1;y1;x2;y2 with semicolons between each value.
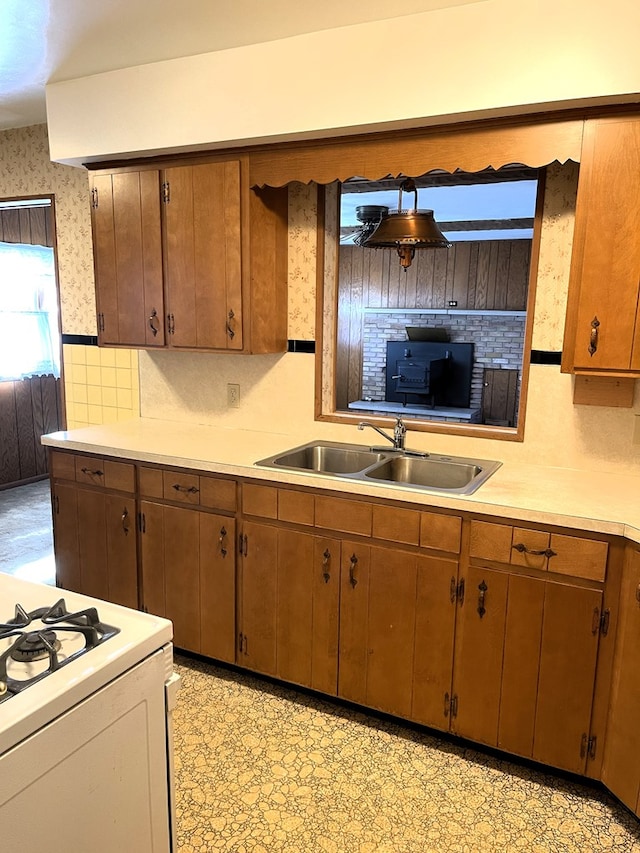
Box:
256;441;502;496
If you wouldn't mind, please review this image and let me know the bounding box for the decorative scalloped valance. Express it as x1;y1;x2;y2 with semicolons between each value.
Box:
249;117;584;188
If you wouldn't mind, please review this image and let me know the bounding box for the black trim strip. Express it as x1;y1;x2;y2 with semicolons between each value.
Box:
530;350;562;365
287;340;315;354
61;334;98;346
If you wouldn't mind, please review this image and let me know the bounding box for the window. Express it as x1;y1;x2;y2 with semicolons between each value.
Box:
0;239;60;381
318;168;543;438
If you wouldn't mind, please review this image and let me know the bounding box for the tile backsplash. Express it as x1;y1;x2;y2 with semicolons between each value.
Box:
62;344;140;428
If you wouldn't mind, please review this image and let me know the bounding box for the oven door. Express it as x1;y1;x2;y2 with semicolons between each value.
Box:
0;648;177;853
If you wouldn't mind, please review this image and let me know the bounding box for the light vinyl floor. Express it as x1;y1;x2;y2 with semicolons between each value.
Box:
173;655;640;853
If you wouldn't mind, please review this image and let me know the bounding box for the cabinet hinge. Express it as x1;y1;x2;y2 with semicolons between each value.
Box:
91;186;98;209
138;512;146;533
162;181;170;203
238;632;247;654
238;533;248;557
97;312;105;333
444;692;458;719
580;733;598;760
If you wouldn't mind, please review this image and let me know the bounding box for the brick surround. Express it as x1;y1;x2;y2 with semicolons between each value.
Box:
361;310;526;409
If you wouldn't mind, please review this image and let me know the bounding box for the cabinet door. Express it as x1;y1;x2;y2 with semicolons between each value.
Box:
200;513;236;664
91;171;164;347
140;501;200;652
411;555;458;731
532;581;602;774
451;566;508;746
164;161;242;350
339;544;418;720
498;574;545;757
602;546;640;814
104;494;137;609
569;118;640;371
275;530;340;694
52;482;81;593
239;521;277;676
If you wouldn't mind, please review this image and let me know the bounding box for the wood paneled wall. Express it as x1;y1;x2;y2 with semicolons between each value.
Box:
0;206;53;247
0;375;62;487
336;240;531;410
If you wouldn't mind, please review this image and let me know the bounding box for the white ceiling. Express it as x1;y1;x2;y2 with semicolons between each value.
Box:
0;0;481;131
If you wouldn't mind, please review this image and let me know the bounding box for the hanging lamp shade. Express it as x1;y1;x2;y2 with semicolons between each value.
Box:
362;178;450;269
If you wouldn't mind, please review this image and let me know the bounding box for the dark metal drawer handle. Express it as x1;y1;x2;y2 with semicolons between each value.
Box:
588;316;600;357
219;526;227;558
172;484;199;494
512;543;557;558
148;308;160;337
322;548;331;583
226;309;235;340
349;553;358;588
121;507;131;535
477;580;487;618
81;467;103;477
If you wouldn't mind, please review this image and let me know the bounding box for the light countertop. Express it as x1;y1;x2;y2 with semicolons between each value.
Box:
42;418;640;544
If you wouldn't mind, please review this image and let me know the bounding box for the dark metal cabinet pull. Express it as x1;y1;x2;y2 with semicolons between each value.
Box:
226;309;235;340
148;308;160;337
172;484;199;495
349;553;358;588
81;467;103;478
219;526;227;558
477;580;487;618
450;576;457;604
511;543;556;558
588;316;600;356
121;507;130;536
322;548;331;583
444;692;450;717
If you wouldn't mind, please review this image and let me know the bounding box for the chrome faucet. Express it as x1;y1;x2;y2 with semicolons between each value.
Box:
358;417;407;450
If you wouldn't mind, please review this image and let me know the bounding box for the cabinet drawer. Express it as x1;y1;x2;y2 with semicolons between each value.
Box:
74;456;135;493
162;471;201;505
548;534;608;582
138;466;164;498
372;505;420;545
314;496;372;536
420;512;462;554
50;450;76;481
199;475;237;512
470;520;608;581
243;483;278;518
278;488;314;526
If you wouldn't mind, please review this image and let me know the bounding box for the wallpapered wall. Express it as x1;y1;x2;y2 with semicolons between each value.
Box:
2;125;640;475
0;124;96;335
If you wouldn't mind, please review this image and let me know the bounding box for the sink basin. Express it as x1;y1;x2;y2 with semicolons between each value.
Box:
364;454;502;494
256;441;501;495
257;442;389;475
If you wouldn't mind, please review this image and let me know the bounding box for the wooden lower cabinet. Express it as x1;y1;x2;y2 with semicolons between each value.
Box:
338;542;458;724
53;482;137;608
140;500;235;661
452;566;603;774
602;546;640;814
239;521;340;692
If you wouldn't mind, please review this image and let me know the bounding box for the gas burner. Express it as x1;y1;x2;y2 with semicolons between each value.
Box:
10;630;61;662
0;598;119;702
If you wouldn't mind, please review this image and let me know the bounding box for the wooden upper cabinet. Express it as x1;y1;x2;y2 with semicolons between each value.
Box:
563;117;640;375
89;156;288;354
91;170;164;347
163;161;243;350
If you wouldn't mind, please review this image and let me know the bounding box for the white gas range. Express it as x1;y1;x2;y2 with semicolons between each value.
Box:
0;574;179;852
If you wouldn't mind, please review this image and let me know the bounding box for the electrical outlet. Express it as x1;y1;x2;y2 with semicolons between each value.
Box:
227;383;240;408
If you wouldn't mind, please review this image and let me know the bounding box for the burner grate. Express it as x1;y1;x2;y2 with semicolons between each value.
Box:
0;599;119;702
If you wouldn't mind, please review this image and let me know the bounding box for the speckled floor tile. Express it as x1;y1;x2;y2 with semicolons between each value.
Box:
173;655;640;853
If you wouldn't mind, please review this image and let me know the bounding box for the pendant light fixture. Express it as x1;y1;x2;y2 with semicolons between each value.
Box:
362;178;450;270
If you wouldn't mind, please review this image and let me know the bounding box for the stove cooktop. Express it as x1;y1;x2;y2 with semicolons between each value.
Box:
0;599;119;702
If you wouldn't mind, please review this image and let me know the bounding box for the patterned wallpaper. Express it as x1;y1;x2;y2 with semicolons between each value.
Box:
287;182;317;340
0;124;96;335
